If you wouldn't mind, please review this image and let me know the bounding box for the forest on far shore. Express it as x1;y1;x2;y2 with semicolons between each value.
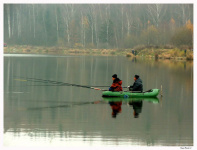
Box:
4;4;193;50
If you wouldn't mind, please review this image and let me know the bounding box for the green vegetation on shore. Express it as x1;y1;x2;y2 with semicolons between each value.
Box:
4;45;193;60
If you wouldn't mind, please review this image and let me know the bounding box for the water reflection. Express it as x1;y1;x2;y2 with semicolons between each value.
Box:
131;57;137;63
128;100;143;118
25;97;159;120
103;97;159;119
4;55;193;146
24;97;159;121
109;101;122;118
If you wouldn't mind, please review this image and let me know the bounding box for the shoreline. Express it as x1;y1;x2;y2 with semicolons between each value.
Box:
4;45;193;60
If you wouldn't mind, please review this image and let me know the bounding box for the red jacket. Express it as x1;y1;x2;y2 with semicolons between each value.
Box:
110;78;123;91
109;101;122;117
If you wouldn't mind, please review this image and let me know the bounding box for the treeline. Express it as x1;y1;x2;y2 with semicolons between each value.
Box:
4;4;193;49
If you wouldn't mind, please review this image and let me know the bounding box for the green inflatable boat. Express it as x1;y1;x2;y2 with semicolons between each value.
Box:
102;89;160;98
102;97;159;103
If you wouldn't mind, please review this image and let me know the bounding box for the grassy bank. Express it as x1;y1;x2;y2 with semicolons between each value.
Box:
4;45;122;56
4;45;193;60
126;48;193;60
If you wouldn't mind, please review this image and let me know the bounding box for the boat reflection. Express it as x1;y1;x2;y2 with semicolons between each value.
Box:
102;97;159;118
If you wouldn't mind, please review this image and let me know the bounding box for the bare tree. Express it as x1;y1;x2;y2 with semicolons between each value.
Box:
6;5;11;38
32;4;36;38
121;5;124;39
147;4;166;28
55;6;59;42
16;5;21;38
105;4;111;48
81;11;85;47
62;5;71;47
87;5;95;45
125;6;134;36
42;5;47;45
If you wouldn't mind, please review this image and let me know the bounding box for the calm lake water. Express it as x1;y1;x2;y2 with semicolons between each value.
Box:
4;54;193;147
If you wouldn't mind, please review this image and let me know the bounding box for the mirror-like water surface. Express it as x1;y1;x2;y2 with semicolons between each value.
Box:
4;54;193;146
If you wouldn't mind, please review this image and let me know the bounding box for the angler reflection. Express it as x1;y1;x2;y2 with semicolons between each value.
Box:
109;101;122;118
128;100;143;118
103;97;159;119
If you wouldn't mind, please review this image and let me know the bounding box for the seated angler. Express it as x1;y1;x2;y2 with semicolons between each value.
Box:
109;74;123;91
128;75;143;92
128;100;143;118
109;101;122;118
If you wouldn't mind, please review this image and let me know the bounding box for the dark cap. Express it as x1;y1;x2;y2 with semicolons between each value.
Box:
134;75;139;79
112;74;117;78
133;111;139;118
134;113;139;118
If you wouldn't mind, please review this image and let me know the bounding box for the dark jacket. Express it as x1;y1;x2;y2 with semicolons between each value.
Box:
129;78;143;92
110;78;123;91
129;100;143;118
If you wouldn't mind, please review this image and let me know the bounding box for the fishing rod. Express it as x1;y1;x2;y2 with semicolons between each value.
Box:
14;77;146;93
28;101;97;110
14;76;129;89
27;84;129;89
14;77;109;91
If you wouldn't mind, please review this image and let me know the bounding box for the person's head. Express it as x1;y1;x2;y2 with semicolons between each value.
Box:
112;111;118;118
112;74;117;80
133;111;139;118
134;75;139;81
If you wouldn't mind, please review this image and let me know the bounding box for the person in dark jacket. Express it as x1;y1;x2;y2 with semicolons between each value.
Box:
109;74;123;91
128;100;143;118
128;75;143;92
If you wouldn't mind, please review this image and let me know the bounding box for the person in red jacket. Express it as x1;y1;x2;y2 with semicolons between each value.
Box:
109;74;123;91
109;101;122;118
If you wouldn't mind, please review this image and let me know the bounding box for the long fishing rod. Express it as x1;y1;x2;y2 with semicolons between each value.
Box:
14;76;129;89
28;101;98;110
14;77;109;91
14;77;145;93
14;76;101;86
